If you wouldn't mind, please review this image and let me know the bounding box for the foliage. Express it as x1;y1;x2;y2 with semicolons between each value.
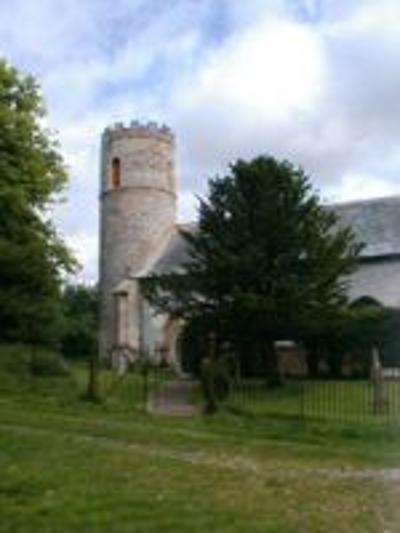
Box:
0;59;75;347
61;284;99;359
304;295;400;378
59;283;100;401
0;342;69;380
144;156;362;379
304;297;386;377
339;299;386;375
29;346;69;376
379;307;400;367
179;316;211;375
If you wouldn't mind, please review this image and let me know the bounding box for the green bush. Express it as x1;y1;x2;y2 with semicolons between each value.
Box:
29;348;69;376
61;284;98;360
0;343;69;377
0;343;30;375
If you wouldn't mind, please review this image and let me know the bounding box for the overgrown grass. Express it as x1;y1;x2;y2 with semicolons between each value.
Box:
1;344;400;531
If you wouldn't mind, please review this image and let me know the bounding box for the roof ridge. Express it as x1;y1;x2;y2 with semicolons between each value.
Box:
330;194;400;209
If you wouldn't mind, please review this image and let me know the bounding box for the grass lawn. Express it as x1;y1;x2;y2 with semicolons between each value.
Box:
226;379;400;425
1;345;400;532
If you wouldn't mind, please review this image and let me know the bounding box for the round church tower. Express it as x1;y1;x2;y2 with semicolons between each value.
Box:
99;121;176;359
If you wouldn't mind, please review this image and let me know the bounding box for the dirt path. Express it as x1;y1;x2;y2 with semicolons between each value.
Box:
2;420;399;531
2;420;400;483
148;379;201;416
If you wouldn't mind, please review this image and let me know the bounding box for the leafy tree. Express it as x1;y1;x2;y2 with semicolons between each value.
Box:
304;299;385;378
61;283;100;401
380;308;400;367
145;156;362;382
0;59;75;347
61;284;99;359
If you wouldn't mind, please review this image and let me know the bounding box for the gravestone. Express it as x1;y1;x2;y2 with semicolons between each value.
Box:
370;348;387;414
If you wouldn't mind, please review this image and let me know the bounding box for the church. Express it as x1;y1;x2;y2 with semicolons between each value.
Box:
99;121;400;370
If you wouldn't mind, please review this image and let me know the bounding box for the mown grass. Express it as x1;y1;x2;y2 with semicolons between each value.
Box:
225;378;400;426
1;344;400;532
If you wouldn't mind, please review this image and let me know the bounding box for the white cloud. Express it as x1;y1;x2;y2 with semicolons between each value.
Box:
177;191;199;224
172;0;400;202
66;232;98;284
326;172;400;203
1;0;400;281
180;20;325;119
172;13;327;193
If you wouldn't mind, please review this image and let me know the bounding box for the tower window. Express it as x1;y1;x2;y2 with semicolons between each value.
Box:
111;157;121;188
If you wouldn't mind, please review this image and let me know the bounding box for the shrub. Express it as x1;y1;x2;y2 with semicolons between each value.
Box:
29;348;69;376
0;343;70;382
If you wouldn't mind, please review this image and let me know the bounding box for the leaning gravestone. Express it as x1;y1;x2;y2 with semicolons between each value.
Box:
370;348;387;414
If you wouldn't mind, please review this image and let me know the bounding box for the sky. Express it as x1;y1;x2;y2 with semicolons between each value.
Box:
1;0;400;282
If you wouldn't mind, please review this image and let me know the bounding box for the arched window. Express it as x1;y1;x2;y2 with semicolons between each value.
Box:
111;157;121;188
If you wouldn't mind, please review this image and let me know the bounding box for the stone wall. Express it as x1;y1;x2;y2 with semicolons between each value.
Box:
99;122;176;359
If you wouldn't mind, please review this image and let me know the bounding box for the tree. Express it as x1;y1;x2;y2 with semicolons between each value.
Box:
304;298;385;378
61;284;99;359
0;59;75;347
60;284;100;401
144;156;362;382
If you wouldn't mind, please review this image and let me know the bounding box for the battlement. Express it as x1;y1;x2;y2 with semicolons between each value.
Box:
103;120;174;143
99;117;177;360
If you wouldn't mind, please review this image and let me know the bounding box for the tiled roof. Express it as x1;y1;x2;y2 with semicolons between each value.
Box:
332;196;400;258
146;196;400;276
147;225;193;276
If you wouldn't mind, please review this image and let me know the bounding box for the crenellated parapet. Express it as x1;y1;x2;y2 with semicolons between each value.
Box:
99;119;177;360
102;120;174;144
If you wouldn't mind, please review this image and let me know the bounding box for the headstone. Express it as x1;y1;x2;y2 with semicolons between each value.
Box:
371;347;387;414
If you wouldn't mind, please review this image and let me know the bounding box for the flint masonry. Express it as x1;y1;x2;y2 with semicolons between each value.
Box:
99;121;400;369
